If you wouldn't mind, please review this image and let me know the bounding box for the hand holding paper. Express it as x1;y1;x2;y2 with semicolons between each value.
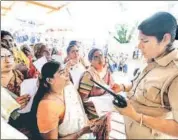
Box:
18;78;38;114
16;94;31;109
70;63;86;88
88;94;115;117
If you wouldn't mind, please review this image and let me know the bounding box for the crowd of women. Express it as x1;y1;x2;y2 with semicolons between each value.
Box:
1;11;178;139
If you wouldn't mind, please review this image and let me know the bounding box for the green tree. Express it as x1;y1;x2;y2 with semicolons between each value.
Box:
113;22;138;44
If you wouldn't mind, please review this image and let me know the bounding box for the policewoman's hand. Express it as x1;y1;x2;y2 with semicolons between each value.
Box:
113;100;141;121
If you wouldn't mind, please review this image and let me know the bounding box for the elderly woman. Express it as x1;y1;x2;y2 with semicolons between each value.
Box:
31;61;92;139
27;43;52;77
21;44;34;59
78;48;122;139
1;42;32;138
114;12;178;139
34;43;51;61
78;48;121;118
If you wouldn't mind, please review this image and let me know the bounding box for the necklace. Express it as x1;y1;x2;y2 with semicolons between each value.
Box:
49;91;64;103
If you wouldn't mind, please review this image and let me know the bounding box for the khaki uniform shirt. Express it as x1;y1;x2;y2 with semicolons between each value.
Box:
125;48;178;139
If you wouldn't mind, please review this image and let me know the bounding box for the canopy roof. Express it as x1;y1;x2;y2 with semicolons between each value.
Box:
1;1;71;17
1;1;178;42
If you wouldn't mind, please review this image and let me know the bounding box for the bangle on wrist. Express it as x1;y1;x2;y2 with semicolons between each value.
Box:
139;114;143;126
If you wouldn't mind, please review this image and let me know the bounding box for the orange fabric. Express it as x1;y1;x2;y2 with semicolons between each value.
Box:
37;100;65;133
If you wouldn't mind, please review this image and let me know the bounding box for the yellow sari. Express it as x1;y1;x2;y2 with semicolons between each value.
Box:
12;48;30;68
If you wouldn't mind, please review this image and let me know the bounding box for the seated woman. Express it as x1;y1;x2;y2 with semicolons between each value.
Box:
1;30;30;79
31;61;92;139
1;86;28;139
1;42;32;138
78;48;122;119
78;48;125;139
25;43;52;78
64;40;90;88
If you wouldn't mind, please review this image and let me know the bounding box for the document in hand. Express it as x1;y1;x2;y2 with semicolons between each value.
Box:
88;93;126;138
88;93;115;117
33;56;47;73
18;78;38;114
70;64;86;89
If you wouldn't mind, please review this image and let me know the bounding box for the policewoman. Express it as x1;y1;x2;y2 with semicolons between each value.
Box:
114;12;178;139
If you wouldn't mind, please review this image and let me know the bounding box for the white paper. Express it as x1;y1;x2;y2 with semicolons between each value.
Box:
88;94;115;117
88;94;126;138
94;83;110;89
18;78;38;114
33;56;47;73
70;63;86;89
52;55;63;63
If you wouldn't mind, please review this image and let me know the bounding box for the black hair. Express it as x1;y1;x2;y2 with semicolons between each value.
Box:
1;30;13;39
30;61;61;138
88;48;102;62
66;40;79;55
138;12;177;43
1;42;13;54
51;47;59;55
176;25;178;40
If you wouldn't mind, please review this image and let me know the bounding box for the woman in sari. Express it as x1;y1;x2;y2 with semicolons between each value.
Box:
31;61;92;139
78;48;123;139
1;42;32;138
1;30;30;79
25;43;52;78
1;86;28;139
64;40;90;88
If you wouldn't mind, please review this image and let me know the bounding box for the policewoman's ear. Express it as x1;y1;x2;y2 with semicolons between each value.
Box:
162;33;171;45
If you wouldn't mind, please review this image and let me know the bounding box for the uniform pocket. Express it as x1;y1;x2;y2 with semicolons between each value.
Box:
144;86;161;104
